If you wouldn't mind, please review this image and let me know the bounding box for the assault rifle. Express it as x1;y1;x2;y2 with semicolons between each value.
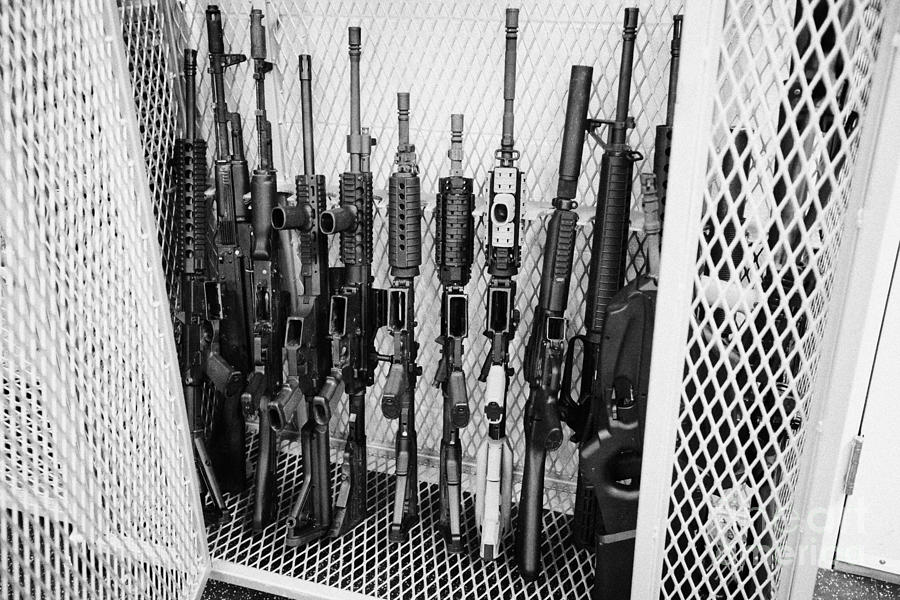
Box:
319;26;382;538
271;54;335;547
243;8;287;534
564;7;642;550
654;15;682;223
516;65;592;580
175;48;241;524
474;8;521;562
434;114;475;553
380;93;423;542
205;5;252;493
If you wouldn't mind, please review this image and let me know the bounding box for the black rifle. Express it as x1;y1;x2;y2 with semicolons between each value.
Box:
434;113;475;553
516;65;592;581
654;15;682;223
565;7;641;550
175;48;242;525
205;4;252;493
245;9;287;533
474;8;521;562
272;54;335;547
320;26;382;538
380;93;423;542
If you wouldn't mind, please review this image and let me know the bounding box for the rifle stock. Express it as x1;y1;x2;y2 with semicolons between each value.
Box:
571;7;640;550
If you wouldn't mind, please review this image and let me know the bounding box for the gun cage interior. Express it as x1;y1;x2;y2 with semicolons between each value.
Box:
1;1;895;599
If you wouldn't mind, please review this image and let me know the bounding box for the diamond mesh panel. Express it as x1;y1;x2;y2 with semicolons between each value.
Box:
657;2;885;599
0;2;208;599
210;427;593;597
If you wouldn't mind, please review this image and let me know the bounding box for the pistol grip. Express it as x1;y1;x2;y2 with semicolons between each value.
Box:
447;370;469;427
381;363;407;419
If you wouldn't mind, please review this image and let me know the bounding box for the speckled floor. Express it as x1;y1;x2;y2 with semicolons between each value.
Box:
201;569;900;599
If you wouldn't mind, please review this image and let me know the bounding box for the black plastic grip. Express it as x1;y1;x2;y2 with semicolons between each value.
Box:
251;171;276;259
557;66;592;200
206;6;225;55
516;415;548;581
584;151;634;336
388;172;422;273
435;175;475;287
539;210;578;314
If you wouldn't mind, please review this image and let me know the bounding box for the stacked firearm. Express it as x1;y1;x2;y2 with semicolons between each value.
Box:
175;4;683;596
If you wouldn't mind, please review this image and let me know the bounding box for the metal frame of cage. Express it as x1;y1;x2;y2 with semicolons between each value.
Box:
3;1;899;600
633;2;898;600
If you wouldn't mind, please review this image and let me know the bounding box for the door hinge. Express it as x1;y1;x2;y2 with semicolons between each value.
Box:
843;435;865;495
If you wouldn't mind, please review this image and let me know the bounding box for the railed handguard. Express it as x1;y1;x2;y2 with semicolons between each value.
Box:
653;15;682;221
205;5;251;494
435;113;475;553
247;8;285;535
176;48;232;525
475;8;521;563
322;27;382;539
381;92;423;543
516;64;591;581
570;7;641;551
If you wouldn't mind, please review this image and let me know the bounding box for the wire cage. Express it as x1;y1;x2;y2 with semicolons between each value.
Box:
0;0;894;599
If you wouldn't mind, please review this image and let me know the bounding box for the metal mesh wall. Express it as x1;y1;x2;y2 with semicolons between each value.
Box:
0;2;208;599
652;1;885;599
107;0;684;597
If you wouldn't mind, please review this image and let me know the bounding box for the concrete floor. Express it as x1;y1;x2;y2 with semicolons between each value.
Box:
201;569;900;599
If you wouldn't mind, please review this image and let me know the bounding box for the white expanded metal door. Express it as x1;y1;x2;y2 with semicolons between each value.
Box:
0;2;209;600
634;1;890;599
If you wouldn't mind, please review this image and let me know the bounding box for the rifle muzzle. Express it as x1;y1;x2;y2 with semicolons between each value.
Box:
206;6;225;55
319;205;358;234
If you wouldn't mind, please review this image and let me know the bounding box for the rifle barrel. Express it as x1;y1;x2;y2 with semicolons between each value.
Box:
184;49;197;140
299;54;316;175
666;15;683;126
612;8;639;145
348;27;362;172
500;8;518;161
